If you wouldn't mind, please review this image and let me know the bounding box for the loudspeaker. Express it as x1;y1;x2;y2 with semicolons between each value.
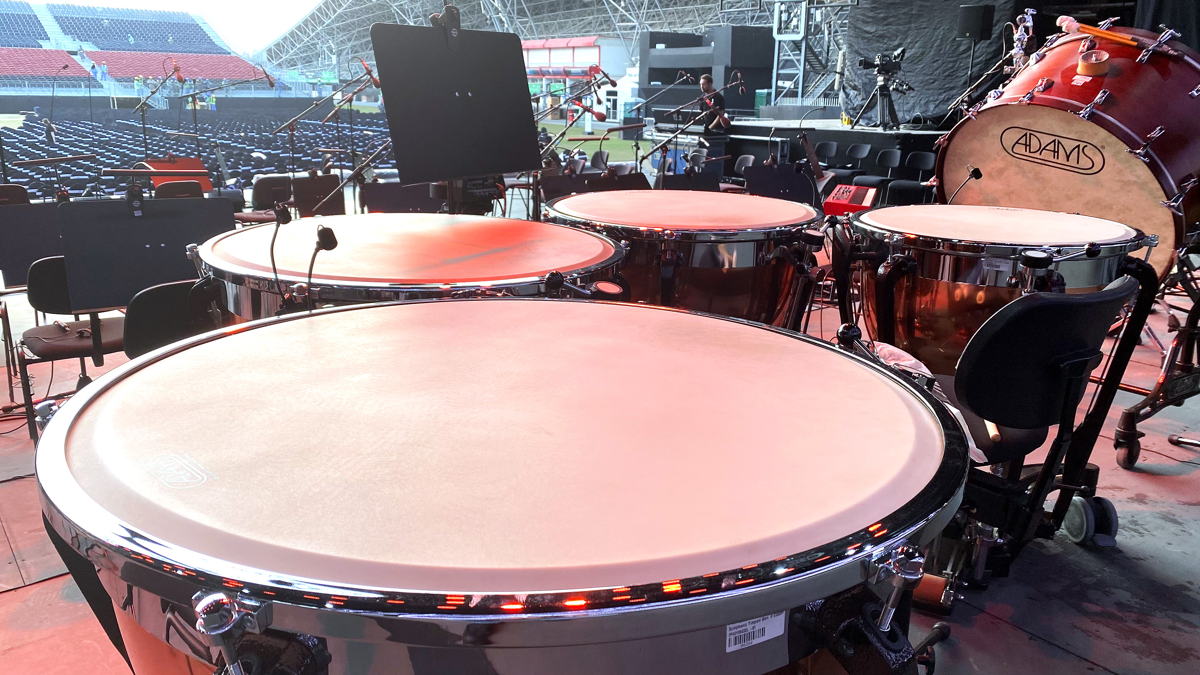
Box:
957;4;995;41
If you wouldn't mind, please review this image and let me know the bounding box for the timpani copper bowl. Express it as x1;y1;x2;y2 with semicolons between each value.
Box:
545;190;821;328
195;212;625;319
38;299;967;675
847;204;1148;375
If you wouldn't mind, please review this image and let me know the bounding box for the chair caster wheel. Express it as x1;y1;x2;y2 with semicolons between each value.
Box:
1064;496;1118;547
1115;440;1140;470
1090;496;1119;547
1063;496;1095;545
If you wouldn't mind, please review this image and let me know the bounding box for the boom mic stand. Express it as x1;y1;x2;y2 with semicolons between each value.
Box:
646;108;712;189
630;70;693;116
310;139;392;215
534;76;605;123
270;72;371;135
134;74;175;161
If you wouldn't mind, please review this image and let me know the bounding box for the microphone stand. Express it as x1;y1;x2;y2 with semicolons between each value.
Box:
311;139;392;215
134;74;174;161
270;73;369;135
647;108;711;189
0;133;9;184
534;77;604;123
174;72;273;100
630;72;691;115
659;78;743;122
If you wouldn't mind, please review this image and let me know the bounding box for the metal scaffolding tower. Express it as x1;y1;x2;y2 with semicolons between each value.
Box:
770;0;853;106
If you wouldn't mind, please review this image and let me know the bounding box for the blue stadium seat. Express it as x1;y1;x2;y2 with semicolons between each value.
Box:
0;1;50;48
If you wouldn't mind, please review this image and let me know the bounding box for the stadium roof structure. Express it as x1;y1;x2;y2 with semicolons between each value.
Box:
264;0;772;76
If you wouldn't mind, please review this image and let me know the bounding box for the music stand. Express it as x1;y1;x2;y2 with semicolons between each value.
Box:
58;198;234;312
370;22;539;185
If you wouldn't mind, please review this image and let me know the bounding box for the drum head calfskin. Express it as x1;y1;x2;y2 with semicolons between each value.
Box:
858;204;1137;246
200;213;618;285
551;190;819;231
940;105;1174;273
43;300;946;595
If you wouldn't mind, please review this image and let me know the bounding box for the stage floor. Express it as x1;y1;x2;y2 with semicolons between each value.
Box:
1;294;1198;674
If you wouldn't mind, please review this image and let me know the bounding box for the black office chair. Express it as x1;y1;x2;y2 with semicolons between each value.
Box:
720;154;756;193
826;143;872;184
852;149;902;193
17;256;125;441
927;277;1138;593
0;184;31;205
883;151;937;205
814;141;838;168
124;279;225;359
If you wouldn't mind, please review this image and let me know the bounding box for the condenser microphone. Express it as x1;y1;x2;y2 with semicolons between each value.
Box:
361;59;380;87
316;224;338;251
947;165;983;204
594;67;617;87
573;100;607;122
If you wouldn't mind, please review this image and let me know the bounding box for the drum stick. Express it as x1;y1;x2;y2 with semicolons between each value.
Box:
984;419;1002;443
1058;17;1139;48
1077;25;1139;48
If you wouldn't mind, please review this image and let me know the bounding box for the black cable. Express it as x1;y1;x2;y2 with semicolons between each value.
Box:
306;246;320;312
269;221;287;298
0;421;28;436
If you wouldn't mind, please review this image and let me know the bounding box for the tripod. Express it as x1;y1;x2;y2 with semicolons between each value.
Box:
851;72;904;130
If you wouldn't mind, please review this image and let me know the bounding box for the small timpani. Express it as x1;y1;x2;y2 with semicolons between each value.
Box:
197;212;625;318
547;190;821;328
39;298;967;675
847;204;1147;374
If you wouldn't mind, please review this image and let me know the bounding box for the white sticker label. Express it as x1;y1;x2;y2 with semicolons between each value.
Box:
725;611;786;653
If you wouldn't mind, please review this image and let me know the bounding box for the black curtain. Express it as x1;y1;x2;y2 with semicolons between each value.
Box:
1136;0;1200;51
841;1;1017;126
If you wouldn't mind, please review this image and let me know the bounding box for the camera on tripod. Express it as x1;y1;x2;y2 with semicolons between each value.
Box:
858;47;906;75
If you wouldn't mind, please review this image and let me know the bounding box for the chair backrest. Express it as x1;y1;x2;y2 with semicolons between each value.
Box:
815;141;837;161
590;150;609;170
251;174;292;210
26;256;72;315
611;162;634;176
0;184;30;205
156;180;203;199
877;148;902;171
846;143;872;164
955;277;1138;429
585;171;651;193
734;154;755;176
293;174;344;218
567;158;586;175
124;279;222;358
905;151;936;177
540;173;588;202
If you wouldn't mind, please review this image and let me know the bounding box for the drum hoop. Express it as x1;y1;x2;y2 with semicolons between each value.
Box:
545;196;822;242
197;222;626;291
848;212;1148;259
39;299;968;619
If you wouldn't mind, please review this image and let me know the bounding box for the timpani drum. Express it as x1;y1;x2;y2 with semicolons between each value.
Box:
196;213;625;319
848;204;1148;374
935;24;1200;277
546;190;821;328
39;299;967;675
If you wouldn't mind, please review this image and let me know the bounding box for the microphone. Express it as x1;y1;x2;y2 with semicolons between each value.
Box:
573;99;607;122
316;225;338;251
679;70;694;83
361;59;380;87
947;165;983;204
261;66;275;88
173;61;184;84
591;65;617;87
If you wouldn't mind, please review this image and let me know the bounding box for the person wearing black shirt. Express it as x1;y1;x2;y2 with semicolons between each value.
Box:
695;74;730;178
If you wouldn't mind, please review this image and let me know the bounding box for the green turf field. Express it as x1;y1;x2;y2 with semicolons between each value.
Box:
538;121;644;163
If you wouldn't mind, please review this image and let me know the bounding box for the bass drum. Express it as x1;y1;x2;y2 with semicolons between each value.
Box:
936;25;1200;276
